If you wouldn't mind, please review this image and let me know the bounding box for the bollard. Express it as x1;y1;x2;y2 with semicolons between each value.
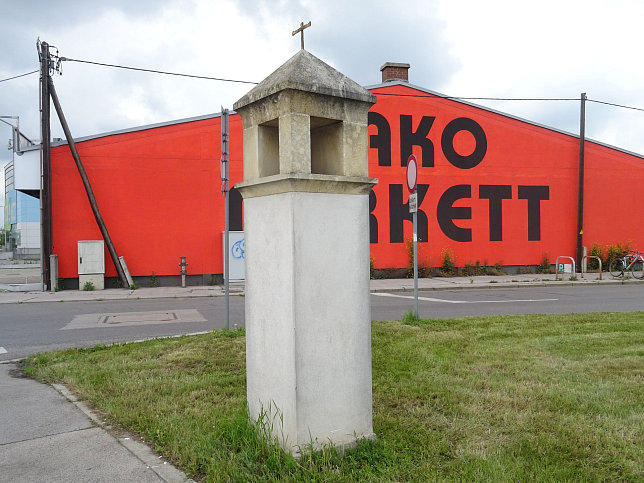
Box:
178;255;188;288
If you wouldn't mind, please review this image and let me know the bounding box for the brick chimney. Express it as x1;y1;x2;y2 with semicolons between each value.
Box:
380;62;410;83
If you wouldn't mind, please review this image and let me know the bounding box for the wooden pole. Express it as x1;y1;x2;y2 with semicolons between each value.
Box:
48;77;129;288
39;41;52;290
576;93;586;271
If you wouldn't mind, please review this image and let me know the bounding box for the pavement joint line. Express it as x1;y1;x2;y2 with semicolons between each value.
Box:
0;427;98;448
51;382;195;482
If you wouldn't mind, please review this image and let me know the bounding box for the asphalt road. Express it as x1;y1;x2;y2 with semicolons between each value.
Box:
0;296;245;362
1;285;642;362
371;285;644;320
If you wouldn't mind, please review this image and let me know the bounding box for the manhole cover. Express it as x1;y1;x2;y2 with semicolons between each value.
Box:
62;309;207;329
101;311;179;325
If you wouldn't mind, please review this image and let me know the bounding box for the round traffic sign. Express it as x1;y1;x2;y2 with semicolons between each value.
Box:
406;154;418;193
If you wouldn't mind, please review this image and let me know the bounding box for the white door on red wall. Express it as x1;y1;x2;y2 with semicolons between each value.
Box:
78;240;105;275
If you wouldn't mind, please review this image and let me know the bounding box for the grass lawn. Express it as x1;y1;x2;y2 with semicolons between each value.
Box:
24;312;644;482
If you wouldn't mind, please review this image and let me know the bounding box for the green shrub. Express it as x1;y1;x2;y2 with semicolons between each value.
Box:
401;310;420;324
536;253;551;274
149;271;160;288
82;281;95;291
588;243;604;271
440;248;455;275
462;262;475;277
605;242;631;263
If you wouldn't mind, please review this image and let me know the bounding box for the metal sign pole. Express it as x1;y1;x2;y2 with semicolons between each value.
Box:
413;209;418;318
221;107;230;330
406;154;419;319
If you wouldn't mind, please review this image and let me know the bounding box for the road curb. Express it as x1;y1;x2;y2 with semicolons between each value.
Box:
52;383;195;483
370;278;641;293
1;276;641;303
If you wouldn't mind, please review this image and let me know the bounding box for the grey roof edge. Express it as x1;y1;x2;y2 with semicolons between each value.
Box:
19;112;227;151
366;80;644;161
17;81;643;161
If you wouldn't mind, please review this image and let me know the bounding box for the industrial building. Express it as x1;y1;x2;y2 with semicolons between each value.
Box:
3;160;40;259
13;60;644;287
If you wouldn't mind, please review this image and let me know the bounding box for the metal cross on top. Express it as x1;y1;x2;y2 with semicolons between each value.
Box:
292;21;311;50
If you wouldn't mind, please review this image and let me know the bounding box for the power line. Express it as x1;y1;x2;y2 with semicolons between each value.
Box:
0;70;39;83
60;57;259;85
374;91;644;113
588;98;644;113
37;54;644;113
373;91;579;102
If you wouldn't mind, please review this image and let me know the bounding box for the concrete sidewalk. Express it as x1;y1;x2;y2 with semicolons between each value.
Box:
0;270;635;304
0;362;193;483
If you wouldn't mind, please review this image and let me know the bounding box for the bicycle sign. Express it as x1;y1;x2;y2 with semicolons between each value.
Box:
609;251;644;279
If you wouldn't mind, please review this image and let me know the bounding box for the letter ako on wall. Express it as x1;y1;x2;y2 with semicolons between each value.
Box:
367;82;644;271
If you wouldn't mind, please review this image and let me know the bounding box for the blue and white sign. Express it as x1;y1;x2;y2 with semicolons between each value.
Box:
223;231;245;281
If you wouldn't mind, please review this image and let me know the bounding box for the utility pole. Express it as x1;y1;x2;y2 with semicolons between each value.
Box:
221;107;230;330
39;41;52;291
576;93;586;271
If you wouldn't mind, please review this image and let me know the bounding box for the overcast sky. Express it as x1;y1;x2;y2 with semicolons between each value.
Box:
2;0;644;187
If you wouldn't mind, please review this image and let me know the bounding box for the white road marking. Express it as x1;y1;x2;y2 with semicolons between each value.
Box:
372;293;558;304
0;347;7;354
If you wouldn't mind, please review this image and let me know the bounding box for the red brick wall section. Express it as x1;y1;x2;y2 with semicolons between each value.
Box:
381;63;409;82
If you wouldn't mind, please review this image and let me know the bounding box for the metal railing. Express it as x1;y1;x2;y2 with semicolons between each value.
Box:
555;256;576;281
581;255;602;279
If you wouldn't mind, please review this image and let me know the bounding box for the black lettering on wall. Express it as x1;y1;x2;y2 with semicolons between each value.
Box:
389;184;428;243
479;185;512;241
230;187;243;231
400;115;435;167
441;117;487;169
437;184;472;242
369;189;378;244
368;111;391;167
518;185;549;241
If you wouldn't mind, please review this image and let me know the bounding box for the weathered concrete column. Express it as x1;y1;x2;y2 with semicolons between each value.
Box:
234;49;377;454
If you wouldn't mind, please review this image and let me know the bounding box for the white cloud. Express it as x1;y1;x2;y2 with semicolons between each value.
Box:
436;0;644;153
1;0;644;162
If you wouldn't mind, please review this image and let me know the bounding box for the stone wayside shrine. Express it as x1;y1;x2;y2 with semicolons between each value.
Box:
234;49;378;453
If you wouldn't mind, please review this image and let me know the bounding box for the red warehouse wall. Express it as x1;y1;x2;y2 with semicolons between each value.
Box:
50;83;644;280
583;142;644;250
368;84;580;269
52;115;244;279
